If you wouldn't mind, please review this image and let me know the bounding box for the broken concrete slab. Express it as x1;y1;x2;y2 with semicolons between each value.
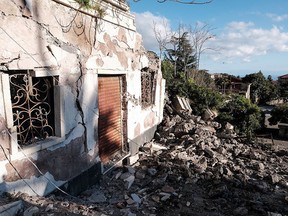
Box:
172;95;192;113
0;200;22;216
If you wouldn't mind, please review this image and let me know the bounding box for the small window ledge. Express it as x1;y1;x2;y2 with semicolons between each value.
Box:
10;136;65;161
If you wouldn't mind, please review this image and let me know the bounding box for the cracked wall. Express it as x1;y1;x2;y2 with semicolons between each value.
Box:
0;0;165;196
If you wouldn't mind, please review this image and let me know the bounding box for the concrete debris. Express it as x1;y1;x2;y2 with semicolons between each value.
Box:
88;191;107;203
135;170;146;179
120;172;131;180
147;168;157;176
0;200;22;216
172;95;192;113
126;166;136;174
233;206;249;216
45;203;54;212
202;108;218;121
127;212;137;216
0;98;287;216
130;194;141;204
268;213;283;216
124;175;135;189
127;154;139;165
114;171;122;179
23;206;40;216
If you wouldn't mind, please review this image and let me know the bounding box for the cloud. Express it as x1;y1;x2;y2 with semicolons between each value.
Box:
134;12;288;65
227;21;254;30
134;11;172;52
267;13;288;22
208;21;288;63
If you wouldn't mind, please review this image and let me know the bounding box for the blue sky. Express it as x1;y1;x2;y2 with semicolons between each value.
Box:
130;0;288;79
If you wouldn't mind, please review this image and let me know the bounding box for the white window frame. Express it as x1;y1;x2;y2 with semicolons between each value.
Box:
0;68;65;159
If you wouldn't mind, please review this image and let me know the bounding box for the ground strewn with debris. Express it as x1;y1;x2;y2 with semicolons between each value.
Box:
1;103;288;216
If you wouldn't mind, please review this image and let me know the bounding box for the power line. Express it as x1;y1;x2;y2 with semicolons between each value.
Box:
0;143;40;196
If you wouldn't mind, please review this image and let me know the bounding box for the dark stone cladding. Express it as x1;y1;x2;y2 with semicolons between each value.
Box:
128;125;158;156
55;162;102;196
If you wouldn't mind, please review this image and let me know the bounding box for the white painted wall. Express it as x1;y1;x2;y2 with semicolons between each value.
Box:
0;0;165;196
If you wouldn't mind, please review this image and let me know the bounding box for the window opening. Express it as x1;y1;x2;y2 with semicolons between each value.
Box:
141;67;156;108
9;71;55;146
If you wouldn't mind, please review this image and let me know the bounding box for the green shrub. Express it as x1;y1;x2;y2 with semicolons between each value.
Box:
268;103;288;125
216;95;263;140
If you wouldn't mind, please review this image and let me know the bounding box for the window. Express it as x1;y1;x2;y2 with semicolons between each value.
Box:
0;69;64;155
141;67;156;108
9;72;56;146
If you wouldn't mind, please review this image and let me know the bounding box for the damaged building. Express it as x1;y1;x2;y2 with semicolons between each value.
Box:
0;0;165;196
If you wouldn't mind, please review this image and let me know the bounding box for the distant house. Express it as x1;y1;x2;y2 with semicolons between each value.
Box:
210;73;224;80
211;73;251;99
279;74;288;80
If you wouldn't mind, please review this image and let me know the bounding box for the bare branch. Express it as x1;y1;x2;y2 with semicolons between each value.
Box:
188;23;216;69
152;19;174;58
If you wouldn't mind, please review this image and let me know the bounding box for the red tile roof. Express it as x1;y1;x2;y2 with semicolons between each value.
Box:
279;74;288;79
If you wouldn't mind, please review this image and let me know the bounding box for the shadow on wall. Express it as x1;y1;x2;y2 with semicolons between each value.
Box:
98;107;123;164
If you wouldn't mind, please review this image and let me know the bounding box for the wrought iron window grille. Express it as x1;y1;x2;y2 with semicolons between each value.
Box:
9;71;55;146
141;68;156;108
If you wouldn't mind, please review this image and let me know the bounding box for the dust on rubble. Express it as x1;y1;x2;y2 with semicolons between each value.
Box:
2;103;288;216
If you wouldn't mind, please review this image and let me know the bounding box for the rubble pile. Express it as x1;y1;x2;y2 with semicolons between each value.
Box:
1;103;288;216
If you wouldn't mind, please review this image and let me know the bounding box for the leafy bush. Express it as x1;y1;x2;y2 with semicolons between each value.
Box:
242;71;279;104
268;103;288;125
186;80;224;115
216;95;263;139
162;71;224;115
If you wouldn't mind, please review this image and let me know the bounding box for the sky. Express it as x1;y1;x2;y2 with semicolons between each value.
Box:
130;0;288;79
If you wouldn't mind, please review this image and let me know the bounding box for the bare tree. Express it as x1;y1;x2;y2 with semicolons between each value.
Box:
152;19;174;59
189;23;216;70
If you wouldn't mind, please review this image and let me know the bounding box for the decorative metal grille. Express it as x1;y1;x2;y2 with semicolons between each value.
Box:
9;72;55;146
141;71;156;108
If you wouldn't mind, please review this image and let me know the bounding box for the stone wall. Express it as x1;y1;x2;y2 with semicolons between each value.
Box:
0;0;165;196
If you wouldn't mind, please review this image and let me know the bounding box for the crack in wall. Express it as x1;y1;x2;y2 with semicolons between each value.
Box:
46;45;59;66
13;6;80;55
3;4;89;151
0;55;20;68
75;58;88;152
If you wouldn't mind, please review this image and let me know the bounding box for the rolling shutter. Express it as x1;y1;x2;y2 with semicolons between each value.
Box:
98;76;122;163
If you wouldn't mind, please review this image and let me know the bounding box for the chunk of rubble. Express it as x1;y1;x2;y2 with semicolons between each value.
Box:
23;206;40;216
131;194;141;204
233;206;249;216
88;191;107;203
0;200;23;216
147;168;157;176
124;175;135;189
